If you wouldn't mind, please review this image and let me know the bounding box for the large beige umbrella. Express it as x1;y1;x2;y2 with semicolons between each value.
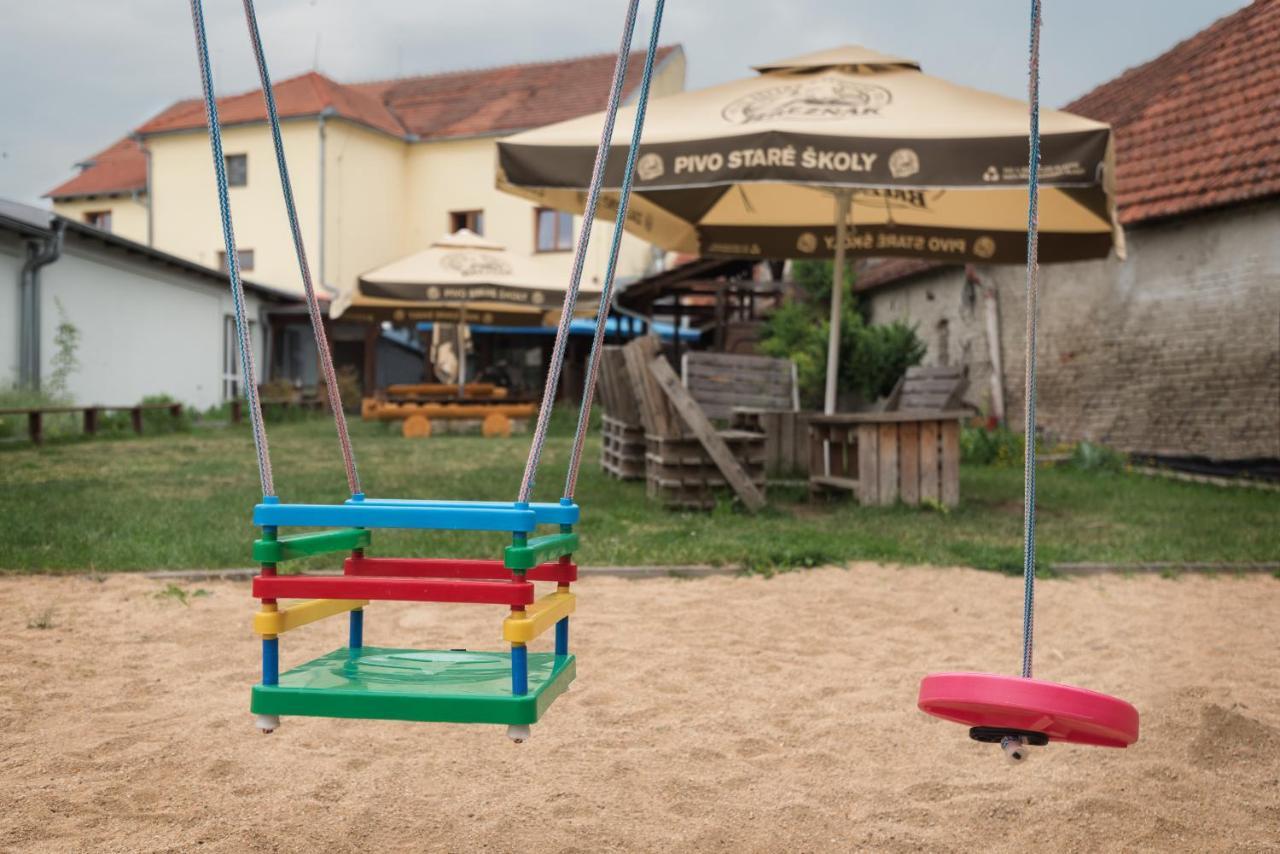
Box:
333;229;601;327
497;45;1122;414
333;229;602;390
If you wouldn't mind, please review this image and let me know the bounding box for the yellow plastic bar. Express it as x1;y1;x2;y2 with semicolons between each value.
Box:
502;591;576;644
253;599;368;636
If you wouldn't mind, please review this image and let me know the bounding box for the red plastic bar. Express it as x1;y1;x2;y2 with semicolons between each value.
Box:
342;556;578;584
252;574;535;606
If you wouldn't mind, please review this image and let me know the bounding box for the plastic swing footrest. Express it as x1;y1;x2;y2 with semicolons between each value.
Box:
251;647;576;725
918;672;1140;748
505;532;579;570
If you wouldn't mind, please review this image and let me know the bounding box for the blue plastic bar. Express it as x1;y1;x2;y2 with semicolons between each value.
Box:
349;608;364;649
262;638;279;686
351;497;580;526
253;502;537;532
555;618;569;657
511;644;528;696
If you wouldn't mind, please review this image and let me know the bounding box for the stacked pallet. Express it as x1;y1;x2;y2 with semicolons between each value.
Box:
621;337;767;511
645;431;766;510
597;346;645;480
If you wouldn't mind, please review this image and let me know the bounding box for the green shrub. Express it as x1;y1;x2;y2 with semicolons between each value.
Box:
1070;440;1126;472
960;425;1025;467
761;261;925;406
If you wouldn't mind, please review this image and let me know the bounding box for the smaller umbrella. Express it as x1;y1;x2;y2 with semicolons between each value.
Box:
332;229;603;391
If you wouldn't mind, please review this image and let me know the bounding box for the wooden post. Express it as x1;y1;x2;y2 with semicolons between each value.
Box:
899;421;920;505
919;420;940;503
941;419;961;507
877;423;899;505
130;406;143;435
363;323;379;395
28;411;43;445
230;399;242;424
856;423;878;505
83;407;99;436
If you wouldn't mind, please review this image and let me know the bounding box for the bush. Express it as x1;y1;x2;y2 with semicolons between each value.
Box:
1070;440;1126;472
960;424;1025;467
317;365;363;413
761;261;924;406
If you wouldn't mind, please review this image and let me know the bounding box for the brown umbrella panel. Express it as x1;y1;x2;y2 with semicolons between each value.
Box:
497;46;1122;264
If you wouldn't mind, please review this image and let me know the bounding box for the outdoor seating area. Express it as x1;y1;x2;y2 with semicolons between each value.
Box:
4;0;1279;850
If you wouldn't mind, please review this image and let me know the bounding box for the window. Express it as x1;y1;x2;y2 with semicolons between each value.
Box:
222;315;257;401
218;249;255;272
84;210;112;232
225;153;248;187
535;208;573;252
449;210;484;236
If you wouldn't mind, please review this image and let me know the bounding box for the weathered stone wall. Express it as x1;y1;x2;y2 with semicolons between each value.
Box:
863;200;1280;460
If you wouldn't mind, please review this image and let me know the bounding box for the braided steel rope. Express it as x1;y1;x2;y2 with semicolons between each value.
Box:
241;0;362;496
564;0;666;498
188;0;275;497
1020;0;1043;679
517;0;641;503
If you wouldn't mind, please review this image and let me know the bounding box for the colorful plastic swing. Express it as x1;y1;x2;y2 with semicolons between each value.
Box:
186;0;664;741
918;0;1139;761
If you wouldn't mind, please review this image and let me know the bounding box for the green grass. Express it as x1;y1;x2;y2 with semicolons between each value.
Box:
0;416;1276;573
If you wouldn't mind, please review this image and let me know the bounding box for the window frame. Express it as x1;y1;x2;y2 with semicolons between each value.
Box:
449;209;485;236
83;210;113;232
225;153;248;187
534;207;574;253
222;315;257;401
217;248;256;273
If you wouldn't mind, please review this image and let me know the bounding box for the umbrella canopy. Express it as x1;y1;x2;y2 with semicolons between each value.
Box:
497;45;1121;265
331;229;603;326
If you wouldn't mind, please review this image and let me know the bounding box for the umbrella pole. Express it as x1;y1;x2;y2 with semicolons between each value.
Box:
458;304;467;398
822;190;852;473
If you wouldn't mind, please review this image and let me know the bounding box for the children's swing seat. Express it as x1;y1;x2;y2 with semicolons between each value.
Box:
917;0;1139;761
186;0;666;740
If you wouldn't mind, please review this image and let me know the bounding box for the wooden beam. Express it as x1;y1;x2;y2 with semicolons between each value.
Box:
647;356;766;512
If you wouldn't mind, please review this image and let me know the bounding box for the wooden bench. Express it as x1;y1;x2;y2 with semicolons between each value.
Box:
808;365;970;506
0;402;183;445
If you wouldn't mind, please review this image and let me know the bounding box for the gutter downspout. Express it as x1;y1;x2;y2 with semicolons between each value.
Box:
19;220;66;390
317;107;336;295
134;133;154;247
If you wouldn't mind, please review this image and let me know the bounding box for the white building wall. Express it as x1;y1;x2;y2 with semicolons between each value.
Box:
0;233;24;384
34;235;270;410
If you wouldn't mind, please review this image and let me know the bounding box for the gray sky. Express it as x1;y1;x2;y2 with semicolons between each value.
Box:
0;0;1246;205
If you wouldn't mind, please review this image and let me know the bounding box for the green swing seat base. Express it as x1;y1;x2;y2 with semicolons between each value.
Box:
251;647;575;725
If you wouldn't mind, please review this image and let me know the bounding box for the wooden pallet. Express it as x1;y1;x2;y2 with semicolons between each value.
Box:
645;431;767;510
808;412;964;506
601;414;646;480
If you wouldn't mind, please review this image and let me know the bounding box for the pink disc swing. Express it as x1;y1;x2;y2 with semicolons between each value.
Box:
917;0;1139;761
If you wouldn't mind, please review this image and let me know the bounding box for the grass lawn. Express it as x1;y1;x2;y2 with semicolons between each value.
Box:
0;416;1276;573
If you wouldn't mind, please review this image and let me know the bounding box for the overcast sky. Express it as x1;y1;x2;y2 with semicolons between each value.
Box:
0;0;1246;205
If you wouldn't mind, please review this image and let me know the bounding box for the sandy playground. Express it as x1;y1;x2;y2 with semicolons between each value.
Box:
1;564;1278;853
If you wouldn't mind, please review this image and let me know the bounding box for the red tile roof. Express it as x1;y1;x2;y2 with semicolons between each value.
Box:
45;137;148;199
1066;0;1280;225
48;48;682;199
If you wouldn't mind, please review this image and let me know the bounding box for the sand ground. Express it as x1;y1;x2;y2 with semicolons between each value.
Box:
1;565;1277;853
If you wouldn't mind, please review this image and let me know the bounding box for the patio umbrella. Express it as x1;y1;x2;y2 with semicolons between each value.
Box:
333;229;603;391
497;44;1122;414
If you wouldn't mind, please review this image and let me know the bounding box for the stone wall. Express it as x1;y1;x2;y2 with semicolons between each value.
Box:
863;200;1280;461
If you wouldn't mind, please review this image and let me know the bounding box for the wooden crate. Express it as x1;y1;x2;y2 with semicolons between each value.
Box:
808;412;964;507
645;430;766;510
601;414;646;480
732;408;818;478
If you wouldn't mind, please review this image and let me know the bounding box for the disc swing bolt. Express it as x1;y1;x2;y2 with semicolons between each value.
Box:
1001;735;1030;763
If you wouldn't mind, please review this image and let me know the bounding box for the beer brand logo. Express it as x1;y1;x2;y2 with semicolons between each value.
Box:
722;77;892;124
888;148;920;179
796;232;819;253
440;252;513;278
982;165;1000;182
426;285;442;299
531;291;546;306
973;236;996;259
636;152;664;181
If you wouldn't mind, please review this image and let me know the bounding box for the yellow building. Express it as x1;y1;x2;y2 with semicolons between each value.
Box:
47;48;686;302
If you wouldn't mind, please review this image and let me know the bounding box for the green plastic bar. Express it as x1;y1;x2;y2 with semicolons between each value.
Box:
253;528;371;563
504;532;579;571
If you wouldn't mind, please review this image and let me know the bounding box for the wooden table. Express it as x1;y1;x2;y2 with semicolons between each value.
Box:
808;410;967;507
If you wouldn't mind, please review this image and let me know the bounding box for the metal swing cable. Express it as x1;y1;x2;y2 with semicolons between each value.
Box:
563;0;665;499
241;0;362;497
188;0;275;498
516;0;641;504
1020;0;1043;680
